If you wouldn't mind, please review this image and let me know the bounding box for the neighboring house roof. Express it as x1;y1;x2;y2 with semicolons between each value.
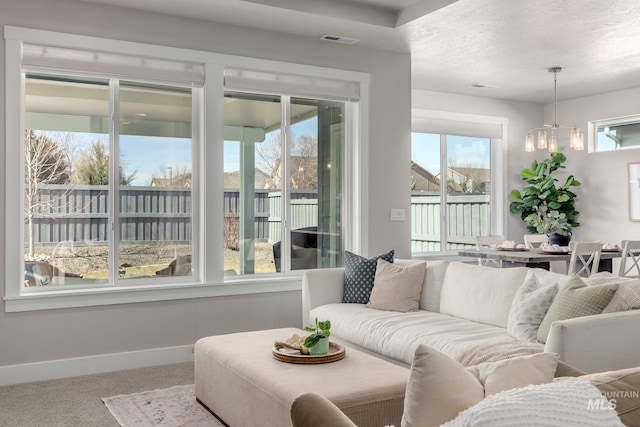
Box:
223;170;269;189
411;161;440;192
149;173;192;187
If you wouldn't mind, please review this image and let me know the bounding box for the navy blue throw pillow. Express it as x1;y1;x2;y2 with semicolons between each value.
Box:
342;250;395;303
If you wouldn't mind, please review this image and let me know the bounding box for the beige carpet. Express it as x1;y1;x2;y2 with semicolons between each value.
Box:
103;384;225;427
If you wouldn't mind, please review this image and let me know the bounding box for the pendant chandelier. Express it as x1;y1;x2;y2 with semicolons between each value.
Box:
525;67;584;153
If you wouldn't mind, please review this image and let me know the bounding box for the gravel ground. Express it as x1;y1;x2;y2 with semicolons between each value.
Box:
27;241;276;276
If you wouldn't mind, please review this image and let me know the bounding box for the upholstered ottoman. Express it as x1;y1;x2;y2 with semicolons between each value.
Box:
195;328;409;427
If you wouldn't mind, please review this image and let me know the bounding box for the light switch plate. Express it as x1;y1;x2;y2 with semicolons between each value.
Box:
390;208;405;221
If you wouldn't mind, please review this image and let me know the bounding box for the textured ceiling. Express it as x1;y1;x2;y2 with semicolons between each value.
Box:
77;0;640;103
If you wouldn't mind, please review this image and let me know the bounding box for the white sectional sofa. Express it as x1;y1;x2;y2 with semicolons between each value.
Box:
302;259;640;373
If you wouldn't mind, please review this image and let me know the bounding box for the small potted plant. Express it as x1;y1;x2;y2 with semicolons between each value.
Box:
303;317;331;355
510;148;581;246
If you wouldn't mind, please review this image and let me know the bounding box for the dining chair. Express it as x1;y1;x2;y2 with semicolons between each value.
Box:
618;240;640;278
567;241;602;277
475;235;505;267
524;234;549;249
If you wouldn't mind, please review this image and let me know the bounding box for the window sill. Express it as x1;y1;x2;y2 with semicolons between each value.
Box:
4;277;302;312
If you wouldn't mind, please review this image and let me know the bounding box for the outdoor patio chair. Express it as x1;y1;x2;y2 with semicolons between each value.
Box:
475;235;505;268
618;240;640;278
567;241;602;277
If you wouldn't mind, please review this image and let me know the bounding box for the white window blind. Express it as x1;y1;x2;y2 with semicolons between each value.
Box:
413;116;503;139
22;44;205;86
224;68;360;101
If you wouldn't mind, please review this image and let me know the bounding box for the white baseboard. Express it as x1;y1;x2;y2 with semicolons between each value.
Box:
0;345;194;386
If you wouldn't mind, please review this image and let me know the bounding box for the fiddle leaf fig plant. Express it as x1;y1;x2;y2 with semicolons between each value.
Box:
303;317;331;348
509;148;581;236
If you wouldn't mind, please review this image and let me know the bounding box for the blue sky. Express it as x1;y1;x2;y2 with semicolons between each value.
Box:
51;116;318;186
412;132;491;174
223;116;318;172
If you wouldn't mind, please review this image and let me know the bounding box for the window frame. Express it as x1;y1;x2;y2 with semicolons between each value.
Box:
4;26;368;312
410;109;507;257
588;114;640;152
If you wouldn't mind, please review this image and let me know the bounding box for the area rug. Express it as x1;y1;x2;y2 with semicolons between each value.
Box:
103;384;225;427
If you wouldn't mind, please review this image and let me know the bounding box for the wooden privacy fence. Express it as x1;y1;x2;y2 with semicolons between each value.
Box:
27;186;490;249
411;192;491;252
28;186;318;245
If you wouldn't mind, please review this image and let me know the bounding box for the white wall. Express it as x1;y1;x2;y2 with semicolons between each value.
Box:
548;88;640;244
0;0;411;381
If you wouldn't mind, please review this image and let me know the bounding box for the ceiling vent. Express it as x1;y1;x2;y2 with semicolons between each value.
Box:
320;34;359;45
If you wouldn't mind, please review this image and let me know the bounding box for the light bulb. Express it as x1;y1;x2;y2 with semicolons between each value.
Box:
548;135;558;153
573;130;584;150
537;130;547;149
525;134;535;152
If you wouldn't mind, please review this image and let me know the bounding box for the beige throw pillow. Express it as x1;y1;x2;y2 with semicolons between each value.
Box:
401;345;484;427
585;272;640;313
466;352;560;396
401;345;559;427
537;275;618;343
367;259;426;312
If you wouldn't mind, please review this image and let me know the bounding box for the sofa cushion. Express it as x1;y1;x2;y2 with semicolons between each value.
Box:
421;260;449;312
367;259;426;312
311;303;543;367
537;275;618;343
442;377;624;427
581;366;640;426
439;262;529;328
342;250;394;303
507;268;561;342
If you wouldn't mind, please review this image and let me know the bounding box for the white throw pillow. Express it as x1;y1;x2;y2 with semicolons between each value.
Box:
507;269;560;342
442;378;624;427
439;262;529;328
367;259;426;312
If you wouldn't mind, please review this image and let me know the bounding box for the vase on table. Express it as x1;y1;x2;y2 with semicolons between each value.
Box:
548;233;571;247
308;337;329;355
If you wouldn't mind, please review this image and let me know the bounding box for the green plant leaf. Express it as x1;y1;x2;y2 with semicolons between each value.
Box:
520;169;534;179
510;189;522;200
303;334;322;348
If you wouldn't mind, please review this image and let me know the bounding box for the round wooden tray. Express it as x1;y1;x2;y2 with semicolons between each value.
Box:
272;342;346;364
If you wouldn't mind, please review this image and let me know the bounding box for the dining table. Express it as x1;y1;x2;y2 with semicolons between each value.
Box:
457;248;623;272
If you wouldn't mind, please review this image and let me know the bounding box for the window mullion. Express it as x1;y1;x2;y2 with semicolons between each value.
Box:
440;134;448;251
109;79;120;284
280;96;292;273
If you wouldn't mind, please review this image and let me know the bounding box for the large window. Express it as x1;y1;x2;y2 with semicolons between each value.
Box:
222;92;344;275
23;73;196;288
411;133;495;253
5;27;364;310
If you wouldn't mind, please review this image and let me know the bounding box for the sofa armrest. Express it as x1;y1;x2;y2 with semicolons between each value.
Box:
544;310;640;373
291;392;357;427
302;268;345;326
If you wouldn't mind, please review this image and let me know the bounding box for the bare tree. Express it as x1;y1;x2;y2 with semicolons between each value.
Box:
24;130;71;258
256;132;318;190
149;163;191;187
